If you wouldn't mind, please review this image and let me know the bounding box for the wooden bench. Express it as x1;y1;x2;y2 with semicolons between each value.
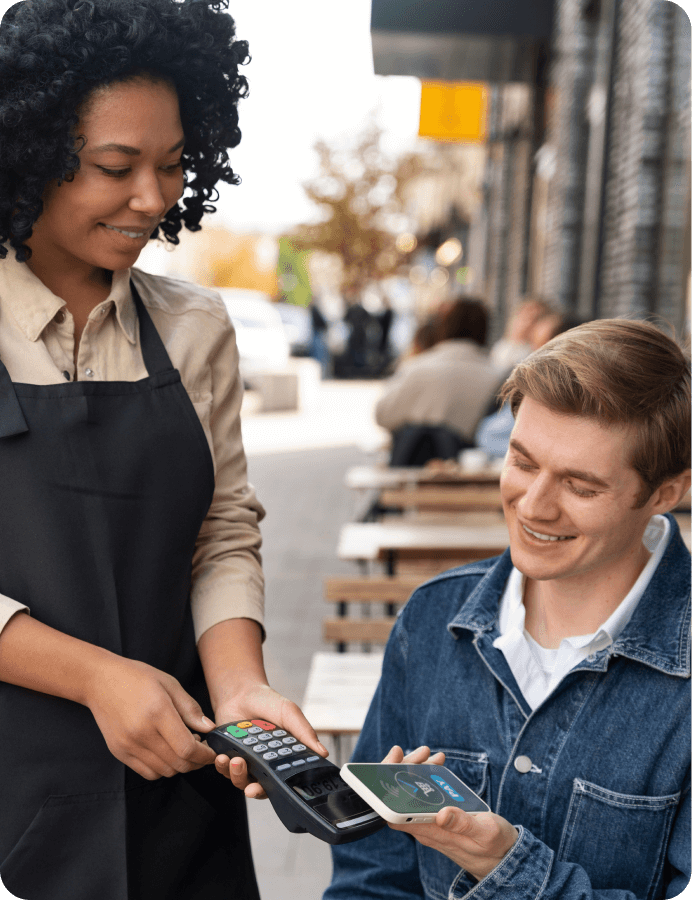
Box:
301;651;384;763
322;575;422;650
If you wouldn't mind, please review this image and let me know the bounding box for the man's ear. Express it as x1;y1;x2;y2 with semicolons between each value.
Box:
650;469;691;515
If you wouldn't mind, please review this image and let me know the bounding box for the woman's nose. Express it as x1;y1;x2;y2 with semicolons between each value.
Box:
128;172;167;218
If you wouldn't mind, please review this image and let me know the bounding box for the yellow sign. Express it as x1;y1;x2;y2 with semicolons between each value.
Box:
418;81;488;143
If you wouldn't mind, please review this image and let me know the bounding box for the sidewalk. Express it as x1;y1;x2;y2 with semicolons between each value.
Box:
241;380;387;898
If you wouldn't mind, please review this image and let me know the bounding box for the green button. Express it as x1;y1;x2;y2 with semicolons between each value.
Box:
226;725;248;738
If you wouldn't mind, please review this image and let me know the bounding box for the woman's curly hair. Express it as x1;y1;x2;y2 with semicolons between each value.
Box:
0;0;250;261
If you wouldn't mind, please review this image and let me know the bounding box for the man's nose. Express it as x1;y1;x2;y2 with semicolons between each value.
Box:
518;473;560;521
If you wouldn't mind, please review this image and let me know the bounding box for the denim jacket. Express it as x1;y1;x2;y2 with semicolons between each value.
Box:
325;514;690;900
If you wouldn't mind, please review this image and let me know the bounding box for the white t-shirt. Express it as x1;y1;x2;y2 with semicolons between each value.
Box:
492;515;671;710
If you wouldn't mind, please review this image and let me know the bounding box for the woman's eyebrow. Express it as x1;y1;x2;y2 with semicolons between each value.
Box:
90;137;185;155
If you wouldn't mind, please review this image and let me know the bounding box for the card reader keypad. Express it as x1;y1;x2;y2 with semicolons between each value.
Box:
220;720;322;774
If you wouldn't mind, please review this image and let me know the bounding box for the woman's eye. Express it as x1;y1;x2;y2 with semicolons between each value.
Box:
97;166;130;177
161;161;183;173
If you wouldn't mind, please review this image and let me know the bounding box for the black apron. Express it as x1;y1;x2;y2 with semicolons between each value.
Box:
0;284;260;900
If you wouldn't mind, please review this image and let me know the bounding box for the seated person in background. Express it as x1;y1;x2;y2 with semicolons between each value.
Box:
325;318;690;900
476;310;587;459
489;296;554;371
375;297;503;466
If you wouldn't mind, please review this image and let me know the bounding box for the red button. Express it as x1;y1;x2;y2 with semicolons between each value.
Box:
251;719;277;730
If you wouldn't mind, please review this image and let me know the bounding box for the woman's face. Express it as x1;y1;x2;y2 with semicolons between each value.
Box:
27;78;185;278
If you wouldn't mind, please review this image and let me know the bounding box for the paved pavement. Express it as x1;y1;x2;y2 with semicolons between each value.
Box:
241;381;387;899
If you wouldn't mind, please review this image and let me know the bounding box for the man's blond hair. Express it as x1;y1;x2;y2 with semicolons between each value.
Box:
500;319;691;507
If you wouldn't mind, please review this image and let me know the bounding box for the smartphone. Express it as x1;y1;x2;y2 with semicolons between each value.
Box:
340;762;489;825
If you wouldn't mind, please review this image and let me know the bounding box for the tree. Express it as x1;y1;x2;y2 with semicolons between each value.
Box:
290;125;434;297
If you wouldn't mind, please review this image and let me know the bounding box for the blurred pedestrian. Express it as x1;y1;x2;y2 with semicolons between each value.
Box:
476;311;589;459
375;297;503;465
490;297;554;371
309;300;330;377
343;288;372;373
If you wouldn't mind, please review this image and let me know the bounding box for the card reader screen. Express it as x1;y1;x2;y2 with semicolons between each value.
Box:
292;772;350;802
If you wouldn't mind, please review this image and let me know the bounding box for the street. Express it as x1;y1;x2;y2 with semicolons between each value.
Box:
242;380;386;898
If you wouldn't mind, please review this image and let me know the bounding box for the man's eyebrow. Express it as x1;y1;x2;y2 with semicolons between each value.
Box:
509;438;611;488
90;137;186;155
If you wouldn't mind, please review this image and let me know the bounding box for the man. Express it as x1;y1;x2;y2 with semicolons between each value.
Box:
324;319;690;900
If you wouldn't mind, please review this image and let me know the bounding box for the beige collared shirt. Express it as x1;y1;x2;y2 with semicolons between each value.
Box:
0;254;265;642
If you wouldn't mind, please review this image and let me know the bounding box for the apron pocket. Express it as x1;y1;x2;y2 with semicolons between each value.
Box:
1;791;128;900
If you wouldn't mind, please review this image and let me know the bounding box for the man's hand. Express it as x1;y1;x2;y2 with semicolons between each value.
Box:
211;684;328;799
383;744;519;882
87;656;218;780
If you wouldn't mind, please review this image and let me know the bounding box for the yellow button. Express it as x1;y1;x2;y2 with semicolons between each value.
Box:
237;721;252;728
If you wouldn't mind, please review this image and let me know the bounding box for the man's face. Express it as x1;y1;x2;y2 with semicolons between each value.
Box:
500;397;658;587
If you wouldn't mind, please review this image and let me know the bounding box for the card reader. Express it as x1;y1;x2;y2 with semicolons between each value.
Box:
207;719;385;844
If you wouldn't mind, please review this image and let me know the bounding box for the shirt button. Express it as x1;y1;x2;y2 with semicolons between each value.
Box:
62;370;71;381
84;368;95;378
55;309;66;324
514;755;532;774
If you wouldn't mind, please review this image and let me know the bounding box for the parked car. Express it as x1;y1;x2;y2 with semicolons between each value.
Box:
276;302;312;356
217;289;290;383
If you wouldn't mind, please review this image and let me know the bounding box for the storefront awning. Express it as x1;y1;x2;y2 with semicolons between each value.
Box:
371;0;555;83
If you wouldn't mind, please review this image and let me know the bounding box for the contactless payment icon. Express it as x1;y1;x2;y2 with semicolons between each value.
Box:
394;771;445;805
430;773;464;801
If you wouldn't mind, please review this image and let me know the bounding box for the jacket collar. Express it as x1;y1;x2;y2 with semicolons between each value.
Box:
448;513;690;677
0;253;137;344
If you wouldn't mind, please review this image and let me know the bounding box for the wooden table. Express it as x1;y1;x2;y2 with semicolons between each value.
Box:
338;520;510;574
379;484;504;512
301;651;384;762
345;464;502;492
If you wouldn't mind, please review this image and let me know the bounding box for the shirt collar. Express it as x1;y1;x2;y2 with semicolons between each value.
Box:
0;253;137;344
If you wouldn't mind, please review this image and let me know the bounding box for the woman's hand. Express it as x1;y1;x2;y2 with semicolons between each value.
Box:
86;655;217;780
384;745;518;882
211;684;328;799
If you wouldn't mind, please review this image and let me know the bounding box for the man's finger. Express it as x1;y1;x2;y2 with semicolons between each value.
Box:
436;807;474;834
382;745;405;763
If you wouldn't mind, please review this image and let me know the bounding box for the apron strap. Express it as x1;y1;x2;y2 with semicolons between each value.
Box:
0;358;28;438
130;280;176;377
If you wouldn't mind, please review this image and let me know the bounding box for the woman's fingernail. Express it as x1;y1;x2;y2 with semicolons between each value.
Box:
318;743;329;755
202;716;215;728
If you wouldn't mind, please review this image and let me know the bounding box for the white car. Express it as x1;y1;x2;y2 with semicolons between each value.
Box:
218;289;290;382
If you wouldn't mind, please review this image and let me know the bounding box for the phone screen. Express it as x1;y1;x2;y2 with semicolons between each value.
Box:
346;764;488;815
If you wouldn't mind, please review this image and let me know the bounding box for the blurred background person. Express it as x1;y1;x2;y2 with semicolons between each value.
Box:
375;297;503;466
489;297;554;372
476;311;589;459
308;299;330;377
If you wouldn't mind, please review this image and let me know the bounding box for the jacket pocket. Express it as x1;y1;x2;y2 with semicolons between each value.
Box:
557;778;680;900
1;791;129;900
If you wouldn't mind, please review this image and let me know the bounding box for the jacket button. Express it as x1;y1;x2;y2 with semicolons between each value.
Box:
85;368;95;378
55;309;66;324
514;755;532;773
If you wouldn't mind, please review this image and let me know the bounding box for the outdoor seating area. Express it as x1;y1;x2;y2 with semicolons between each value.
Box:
302;460;516;762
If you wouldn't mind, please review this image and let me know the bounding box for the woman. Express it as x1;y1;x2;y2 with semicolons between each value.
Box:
0;2;325;897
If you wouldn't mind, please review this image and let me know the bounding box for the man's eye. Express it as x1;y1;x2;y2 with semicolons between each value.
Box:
568;483;597;498
513;460;535;471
